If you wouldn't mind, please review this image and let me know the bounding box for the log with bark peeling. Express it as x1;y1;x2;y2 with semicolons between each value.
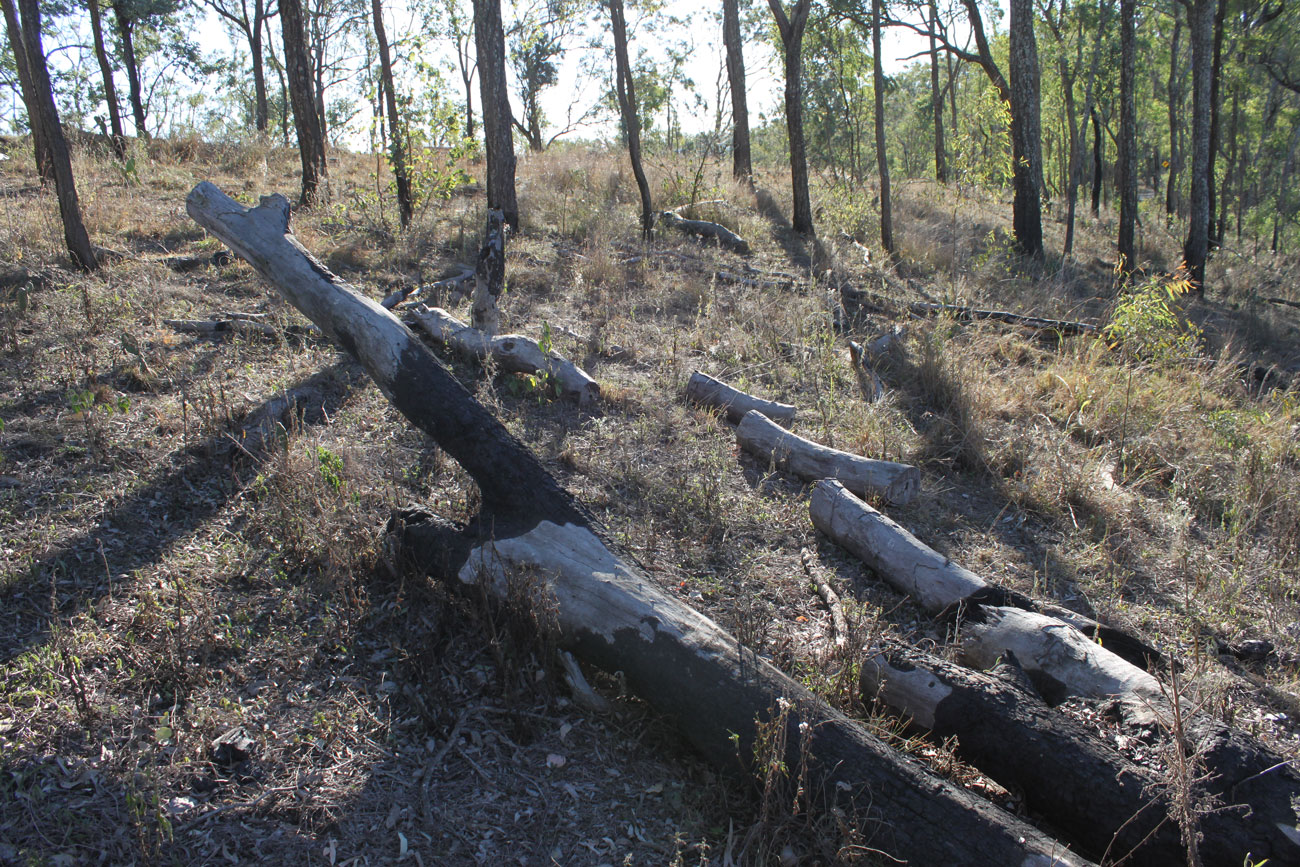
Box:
685;371;796;423
408;305;599;406
658;209;751;254
186;181;1094;867
737;411;920;505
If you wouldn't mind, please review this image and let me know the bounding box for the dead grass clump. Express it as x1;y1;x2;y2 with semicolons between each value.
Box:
909;323;989;472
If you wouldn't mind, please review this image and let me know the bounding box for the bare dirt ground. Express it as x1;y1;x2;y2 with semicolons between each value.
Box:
2;138;1299;865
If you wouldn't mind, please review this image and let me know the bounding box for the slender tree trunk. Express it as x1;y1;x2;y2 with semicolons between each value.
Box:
111;2;148;139
768;0;814;236
16;0;96;271
1184;0;1213;286
1205;0;1226;248
1008;0;1043;257
872;0;892;254
1091;106;1103;215
0;0;52;181
371;0;413;228
473;0;519;231
1220;85;1239;244
281;0;328;206
456;33;475;140
87;0;126;158
722;0;751;179
1117;0;1137;274
609;0;653;237
929;0;946;182
251;11;269;132
1166;12;1182;223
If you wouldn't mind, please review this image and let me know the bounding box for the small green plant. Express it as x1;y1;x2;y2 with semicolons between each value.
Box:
1103;270;1202;363
316;445;345;492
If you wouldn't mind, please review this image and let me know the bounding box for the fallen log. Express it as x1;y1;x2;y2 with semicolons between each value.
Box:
737;411;920;505
847;340;884;403
658;210;750;255
187;182;1094;867
685;371;796;424
861;644;1300;866
408;306;599;407
808;480;1162;674
907;301;1098;336
164;317;316;340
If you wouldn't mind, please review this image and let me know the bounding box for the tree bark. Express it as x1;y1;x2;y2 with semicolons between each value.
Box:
1166;12;1183;224
87;0;126;159
1117;0;1137;275
738;413;920;505
872;0;893;256
185;181;1096;867
1205;0;1226;250
251;9;269;132
474;0;519;231
1062;0;1109;258
685;372;795;424
371;0;414;228
1183;0;1213;286
608;0;654;238
929;0;947;183
721;0;751;179
281;0;328;206
768;0;814;236
1009;0;1044;258
110;1;148;139
0;0;50;181
1091;105;1104;216
15;0;97;271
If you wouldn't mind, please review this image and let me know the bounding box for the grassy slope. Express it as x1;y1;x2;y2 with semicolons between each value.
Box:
1;135;1298;865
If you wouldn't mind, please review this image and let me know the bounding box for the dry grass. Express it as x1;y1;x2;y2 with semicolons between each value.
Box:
2;134;1298;865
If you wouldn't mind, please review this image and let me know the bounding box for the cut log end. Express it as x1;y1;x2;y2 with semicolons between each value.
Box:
685;371;795;424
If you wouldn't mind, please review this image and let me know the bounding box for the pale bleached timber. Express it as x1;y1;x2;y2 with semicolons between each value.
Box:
809;480;1162;685
658;209;751;254
187;181;1093;867
738;411;920;505
685;371;796;423
847;340;884;403
409;305;599;406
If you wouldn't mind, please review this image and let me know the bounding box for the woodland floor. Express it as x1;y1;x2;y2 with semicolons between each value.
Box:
2;137;1299;866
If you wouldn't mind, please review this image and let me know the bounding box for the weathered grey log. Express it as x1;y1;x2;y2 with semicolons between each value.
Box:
847;340;884;403
738;411;919;505
808;480;1162;672
685;371;795;423
907;301;1098;336
164;318;316;340
409;305;599;406
187;182;1094;867
167;249;232;272
658;210;750;254
863;324;905;358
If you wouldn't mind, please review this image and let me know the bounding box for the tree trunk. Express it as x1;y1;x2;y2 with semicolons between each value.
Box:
16;0;96;271
372;0;413;228
251;8;269;133
721;0;751;179
1205;0;1226;249
280;0;328;206
1062;0;1109;258
685;371;795;424
872;0;893;255
184;181;1096;867
1218;85;1239;246
609;0;654;238
1091;105;1103;216
1183;0;1213;286
0;0;51;181
111;2;148;139
473;0;519;231
1117;0;1137;275
929;0;947;183
1166;12;1182;224
1008;0;1044;258
768;0;814;237
87;0;126;159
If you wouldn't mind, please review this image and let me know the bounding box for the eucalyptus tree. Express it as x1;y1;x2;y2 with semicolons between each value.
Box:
87;0;126;156
198;0;278;131
508;0;579;151
1182;0;1213;285
371;0;412;226
721;0;751;177
872;0;892;253
281;0;327;204
768;0;814;236
0;0;51;179
474;0;518;229
607;0;653;236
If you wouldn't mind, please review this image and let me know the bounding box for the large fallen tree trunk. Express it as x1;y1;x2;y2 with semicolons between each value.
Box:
186;182;1093;867
906;301;1099;336
408;305;599;406
737;410;920;505
658;209;751;254
863;644;1300;866
809;480;1162;675
685;371;796;423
